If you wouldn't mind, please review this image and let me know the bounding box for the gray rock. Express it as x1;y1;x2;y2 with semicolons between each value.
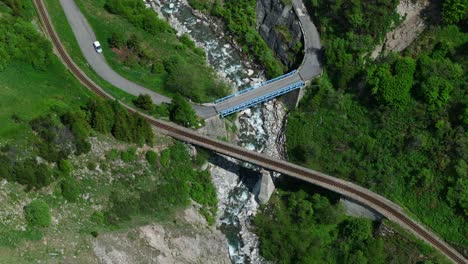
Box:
256;0;303;68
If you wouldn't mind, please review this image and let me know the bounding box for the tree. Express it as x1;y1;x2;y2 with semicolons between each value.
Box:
347;250;368;264
447;160;468;216
340;218;372;241
442;0;468;24
84;99;115;134
325;37;356;88
111;101;132;142
131;113;154;145
416;56;462;110
24;200;51;227
169;94;198;127
133;94;153;111
368;57;415;108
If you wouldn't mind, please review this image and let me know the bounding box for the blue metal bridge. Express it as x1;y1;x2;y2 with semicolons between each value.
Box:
213;70;306;117
219;81;304;117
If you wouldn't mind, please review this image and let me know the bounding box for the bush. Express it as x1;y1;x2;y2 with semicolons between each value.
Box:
145;150;157;164
121;147;137;162
58;159;72;176
108;31;125;48
61;177;80;202
0;16;53;71
24;200;51;227
90;211;105;225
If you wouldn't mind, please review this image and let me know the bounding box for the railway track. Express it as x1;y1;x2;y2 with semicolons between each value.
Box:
32;0;466;263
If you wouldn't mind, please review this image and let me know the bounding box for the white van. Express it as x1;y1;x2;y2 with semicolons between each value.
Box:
93;41;102;53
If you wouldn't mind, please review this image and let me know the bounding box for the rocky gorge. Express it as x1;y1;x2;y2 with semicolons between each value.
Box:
150;0;296;262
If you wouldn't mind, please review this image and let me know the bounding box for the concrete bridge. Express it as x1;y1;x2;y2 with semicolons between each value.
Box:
56;0;321;119
33;1;467;262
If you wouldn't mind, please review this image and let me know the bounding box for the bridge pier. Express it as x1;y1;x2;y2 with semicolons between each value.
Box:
278;83;308;110
254;169;276;204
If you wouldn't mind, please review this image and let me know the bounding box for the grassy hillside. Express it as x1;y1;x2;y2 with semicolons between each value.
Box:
0;0;92;142
0;62;92;141
0;2;218;263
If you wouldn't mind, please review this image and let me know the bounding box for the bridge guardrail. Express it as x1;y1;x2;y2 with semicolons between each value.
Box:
220;81;304;117
260;70;297;86
213;70;298;104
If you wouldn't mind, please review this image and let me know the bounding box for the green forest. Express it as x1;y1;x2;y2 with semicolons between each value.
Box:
255;184;448;263
285;0;467;253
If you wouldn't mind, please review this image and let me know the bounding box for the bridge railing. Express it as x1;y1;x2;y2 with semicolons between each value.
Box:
213;70;298;104
259;70;297;87
220;81;304;117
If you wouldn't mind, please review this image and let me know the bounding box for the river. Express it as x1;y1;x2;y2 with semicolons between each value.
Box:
158;1;276;263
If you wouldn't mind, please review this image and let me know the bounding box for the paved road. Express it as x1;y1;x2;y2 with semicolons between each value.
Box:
58;0;321;118
58;0;218;118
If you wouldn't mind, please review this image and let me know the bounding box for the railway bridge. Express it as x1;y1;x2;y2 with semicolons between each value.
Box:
33;0;466;263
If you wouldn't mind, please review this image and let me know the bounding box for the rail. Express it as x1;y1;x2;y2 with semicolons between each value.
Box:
32;0;467;263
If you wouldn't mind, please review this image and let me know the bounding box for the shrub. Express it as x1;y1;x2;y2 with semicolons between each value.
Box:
58;159;72;176
145;150;157;164
106;149;120;160
121;147;137;162
108;31;125;48
24;200;51;227
61;177;80;202
90;211;105;225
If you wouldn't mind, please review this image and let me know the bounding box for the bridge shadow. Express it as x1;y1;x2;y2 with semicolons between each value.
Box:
275;176;341;203
209;153;261;191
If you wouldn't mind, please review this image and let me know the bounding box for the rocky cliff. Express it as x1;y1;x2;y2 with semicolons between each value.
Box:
256;0;303;69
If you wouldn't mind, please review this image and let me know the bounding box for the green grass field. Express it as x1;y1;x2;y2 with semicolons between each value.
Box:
45;0;226;103
0;61;92;141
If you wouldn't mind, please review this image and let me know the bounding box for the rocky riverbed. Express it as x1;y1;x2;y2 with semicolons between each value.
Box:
208;100;287;264
151;1;291;262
